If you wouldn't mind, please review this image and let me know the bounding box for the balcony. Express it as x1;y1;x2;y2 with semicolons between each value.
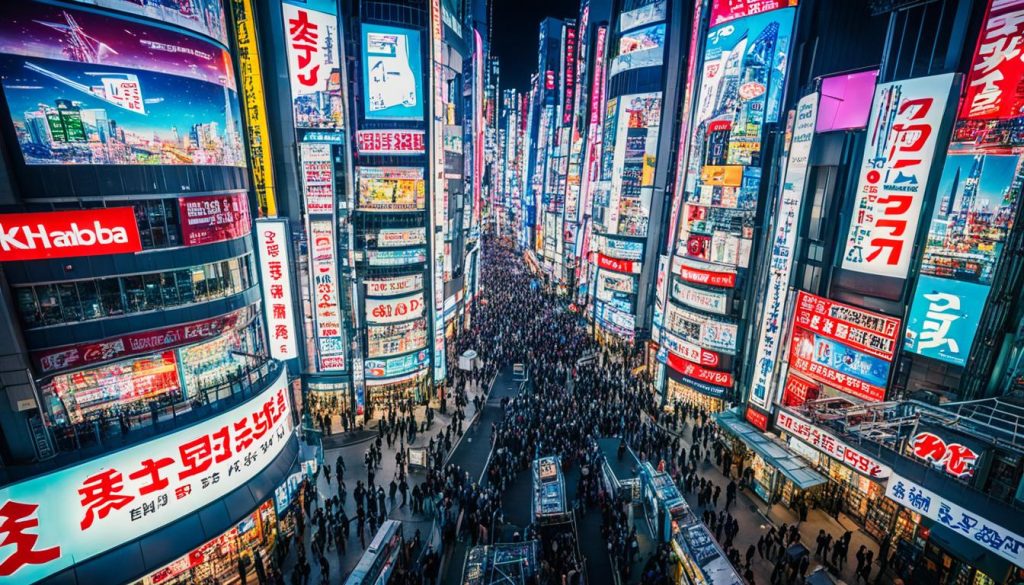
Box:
0;357;285;487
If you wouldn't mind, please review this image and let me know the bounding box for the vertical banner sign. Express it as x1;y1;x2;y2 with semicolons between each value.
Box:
841;73;956;278
431;0;447;385
749;93;818;410
309;220;346;370
256;220;298;360
300;143;335;215
282;0;343;130
230;0;277;217
960;0;1024;121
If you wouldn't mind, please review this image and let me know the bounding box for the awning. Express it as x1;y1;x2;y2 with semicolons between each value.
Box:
714;409;827;490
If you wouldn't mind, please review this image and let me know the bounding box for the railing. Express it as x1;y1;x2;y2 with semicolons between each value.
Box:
1;358;283;487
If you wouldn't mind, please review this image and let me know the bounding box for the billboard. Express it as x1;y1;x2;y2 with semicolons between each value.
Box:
904;275;989;367
366;293;425;325
365;275;423;297
256;220;298;361
601;236;644;260
607;93;661;237
282;1;342;130
792;291;901;361
776;409;892;478
0;369;291;583
69;0;227;45
671;279;730;315
709;0;797;26
789;327;890;402
611;24;665;76
595;301;635;337
677;7;795;269
300;143;334;215
749;93;817;410
356;129;426;155
370;228;427;248
620;0;667;31
0;3;243;168
960;0;1024;122
0;208;140;261
366;247;427;266
671;256;737;288
841;73;956;279
367;319;428;358
597;253;641;274
361;24;424;121
356;167;426;211
179;193;251;247
664;302;739;355
659;347;733;388
309;220;345;371
365;349;429;379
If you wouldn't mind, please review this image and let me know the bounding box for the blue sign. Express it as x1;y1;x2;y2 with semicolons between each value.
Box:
361;24;424;121
904;275;989;367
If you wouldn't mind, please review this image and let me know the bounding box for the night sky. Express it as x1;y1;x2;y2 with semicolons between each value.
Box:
493;0;580;92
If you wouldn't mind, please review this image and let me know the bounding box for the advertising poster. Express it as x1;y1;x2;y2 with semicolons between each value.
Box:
357;166;426;211
664;303;739;355
309;220;345;370
361;24;424;121
678;7;795;269
612;23;665;76
904;275;989;367
179;193;251;246
671;279;730;315
672;256;737;288
0;371;292;584
748;93;817;411
365;349;429;379
789;327;889;402
620;0;667;31
841;73;956;279
596;300;635;338
366;293;425;325
370;228;427;248
367;319;428;358
230;0;277;216
0;5;244;167
366;248;427;266
300;143;334;215
661;329;722;369
793;291;901;361
70;0;227;44
960;0;1024;123
282;0;342;130
709;0;797;27
365;275;423;297
611;93;661;237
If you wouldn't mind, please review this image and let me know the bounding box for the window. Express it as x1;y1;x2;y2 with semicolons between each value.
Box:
14;255;253;328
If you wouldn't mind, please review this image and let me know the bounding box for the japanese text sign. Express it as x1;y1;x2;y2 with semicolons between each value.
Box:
777;409;891;478
0;369;293;583
256;220;298;360
794;291;901;361
961;0;1024;121
910;430;981;479
842;73;956;279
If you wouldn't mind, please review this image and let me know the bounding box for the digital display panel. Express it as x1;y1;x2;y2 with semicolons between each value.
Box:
356;166;426;211
361;24;424;121
0;2;243;167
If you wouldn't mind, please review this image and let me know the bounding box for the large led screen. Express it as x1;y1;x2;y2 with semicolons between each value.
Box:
357;167;426;211
361;24;424;121
0;2;243;167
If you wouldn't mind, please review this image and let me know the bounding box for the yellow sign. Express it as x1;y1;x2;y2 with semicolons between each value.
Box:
231;0;278;217
700;165;743;187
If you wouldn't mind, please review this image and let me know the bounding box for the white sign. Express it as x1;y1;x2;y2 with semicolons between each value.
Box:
0;369;293;584
749;93;818;410
366;293;425;325
256;220;298;360
309;220;345;370
842;74;955;278
365;275;423;297
664;302;738;355
886;472;1024;569
373;228;427;248
776;409;891;479
670;279;729;315
282;2;341;129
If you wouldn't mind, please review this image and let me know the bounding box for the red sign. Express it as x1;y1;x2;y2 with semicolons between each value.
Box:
961;0;1024;121
709;0;796;26
562;25;577;126
178;194;251;247
597;253;640;274
745;406;768;431
32;307;251;375
781;373;820;407
776;409;892;478
673;260;736;288
356;130;426;155
663;351;733;388
788;341;886;402
0;208;141;261
911;431;980;478
793;291;901;360
545;70;555;90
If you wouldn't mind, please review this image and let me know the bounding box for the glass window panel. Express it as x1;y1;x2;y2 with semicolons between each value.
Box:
15;287;39;327
98;278;123;316
134;205;153;249
122;275;145;313
160;272;179;306
143;273;162;310
176;270;194;304
191;268;208;300
76;281;102;320
36;284;62;325
165;200;181;246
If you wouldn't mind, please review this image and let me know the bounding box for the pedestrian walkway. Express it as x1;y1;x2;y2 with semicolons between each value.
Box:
279;375;492;583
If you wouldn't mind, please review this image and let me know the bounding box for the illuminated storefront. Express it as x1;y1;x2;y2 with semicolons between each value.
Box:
665;377;725;413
